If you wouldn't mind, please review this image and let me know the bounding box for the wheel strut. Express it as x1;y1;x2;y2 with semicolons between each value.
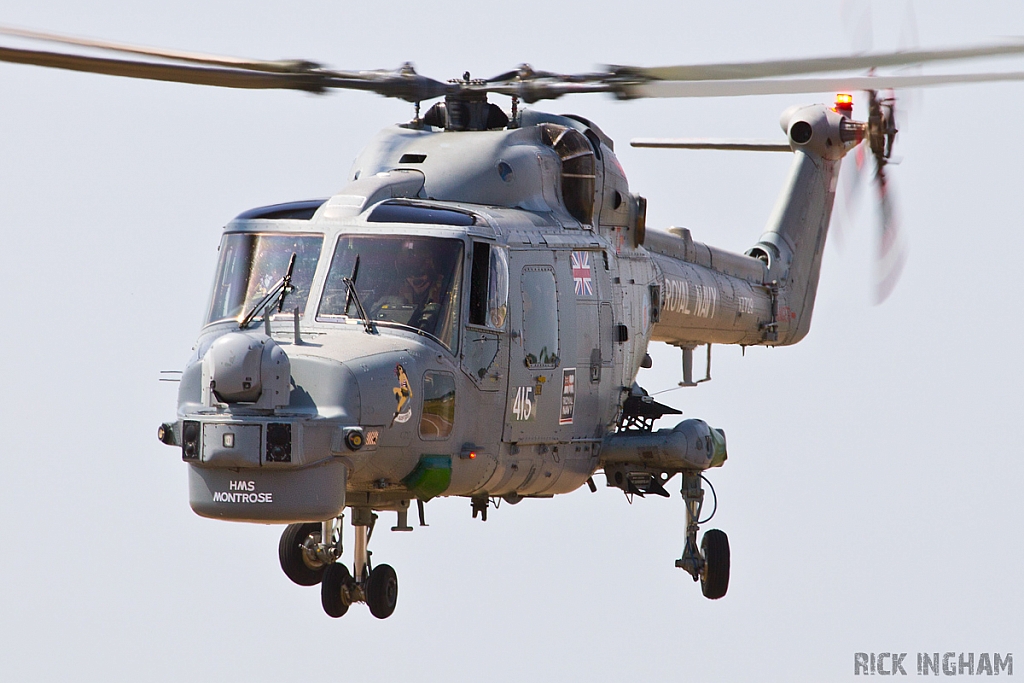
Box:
310;515;343;565
674;471;705;581
350;507;376;585
318;507;400;618
674;471;730;599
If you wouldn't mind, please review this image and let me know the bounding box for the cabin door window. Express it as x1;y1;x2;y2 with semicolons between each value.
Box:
520;267;559;368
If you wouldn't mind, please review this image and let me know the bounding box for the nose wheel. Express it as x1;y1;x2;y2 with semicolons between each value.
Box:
279;522;332;586
675;472;730;600
279;510;400;618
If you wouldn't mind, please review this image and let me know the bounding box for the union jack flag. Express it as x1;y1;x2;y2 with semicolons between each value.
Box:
572;251;593;296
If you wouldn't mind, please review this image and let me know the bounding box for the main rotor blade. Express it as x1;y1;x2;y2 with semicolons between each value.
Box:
0;44;450;100
0;45;326;91
0;24;318;73
631;41;1024;82
627;70;1024;98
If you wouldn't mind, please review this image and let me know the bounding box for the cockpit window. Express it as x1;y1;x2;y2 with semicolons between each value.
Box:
235;199;326;221
319;235;464;350
368;202;479;226
206;233;323;325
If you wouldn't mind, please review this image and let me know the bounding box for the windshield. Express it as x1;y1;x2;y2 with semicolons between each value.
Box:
319;235;464;350
207;233;323;325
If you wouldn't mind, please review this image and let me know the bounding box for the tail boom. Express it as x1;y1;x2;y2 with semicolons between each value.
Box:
648;103;858;349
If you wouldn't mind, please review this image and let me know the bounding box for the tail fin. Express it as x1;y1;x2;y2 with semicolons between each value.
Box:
748;104;859;345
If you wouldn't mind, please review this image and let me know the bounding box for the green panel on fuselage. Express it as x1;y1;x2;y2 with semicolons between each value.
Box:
401;455;452;500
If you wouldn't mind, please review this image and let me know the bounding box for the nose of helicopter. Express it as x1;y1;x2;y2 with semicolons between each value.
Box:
177;334;351;522
173;329;432;523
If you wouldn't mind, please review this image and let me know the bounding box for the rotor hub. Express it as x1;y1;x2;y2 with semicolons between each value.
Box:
422;92;509;131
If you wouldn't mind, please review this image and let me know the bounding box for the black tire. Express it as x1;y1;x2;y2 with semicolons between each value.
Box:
365;563;399;619
700;529;730;600
320;563;353;618
278;523;326;586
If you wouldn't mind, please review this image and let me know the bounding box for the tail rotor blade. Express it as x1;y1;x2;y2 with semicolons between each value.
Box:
896;0;925;121
847;140;868;205
874;173;908;303
855;137;868;171
840;0;874;55
833;141;870;250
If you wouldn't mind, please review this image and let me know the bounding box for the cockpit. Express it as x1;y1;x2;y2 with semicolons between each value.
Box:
205;231;478;352
318;235;464;349
206;233;323;325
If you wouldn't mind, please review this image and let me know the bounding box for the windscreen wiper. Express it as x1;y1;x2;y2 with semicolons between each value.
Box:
342;255;374;333
238;252;296;330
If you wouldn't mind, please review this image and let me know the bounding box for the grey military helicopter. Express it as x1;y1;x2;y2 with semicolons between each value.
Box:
5;25;1024;618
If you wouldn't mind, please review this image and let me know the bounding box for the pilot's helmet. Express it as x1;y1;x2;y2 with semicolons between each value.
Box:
396;242;437;278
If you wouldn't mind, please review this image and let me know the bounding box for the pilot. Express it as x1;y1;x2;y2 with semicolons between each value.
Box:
395;247;444;308
374;243;447;332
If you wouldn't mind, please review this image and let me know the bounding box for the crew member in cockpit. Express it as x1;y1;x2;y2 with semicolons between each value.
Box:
396;247;444;308
375;243;447;333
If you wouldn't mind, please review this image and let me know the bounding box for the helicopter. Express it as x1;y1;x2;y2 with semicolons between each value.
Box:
3;24;1024;621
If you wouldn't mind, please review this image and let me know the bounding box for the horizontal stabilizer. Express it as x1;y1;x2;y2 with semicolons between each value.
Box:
631;138;791;152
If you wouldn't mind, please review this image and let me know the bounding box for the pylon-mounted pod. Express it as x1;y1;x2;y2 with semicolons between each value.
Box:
601;418;727;471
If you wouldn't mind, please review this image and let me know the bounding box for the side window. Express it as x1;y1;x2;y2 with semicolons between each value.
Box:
521;267;559;368
469;244;489;325
420;371;456;439
469;243;508;329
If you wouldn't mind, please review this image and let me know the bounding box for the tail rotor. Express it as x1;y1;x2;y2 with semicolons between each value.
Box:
838;88;907;303
865;88;907;303
836;1;915;302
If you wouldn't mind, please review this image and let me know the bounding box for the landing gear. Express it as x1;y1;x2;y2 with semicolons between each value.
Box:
675;471;730;600
281;509;401;619
320;563;354;618
279;522;334;586
700;528;730;600
322;510;399;619
365;564;399;619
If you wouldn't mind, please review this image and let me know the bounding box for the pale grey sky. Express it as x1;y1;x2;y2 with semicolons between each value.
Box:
0;1;1020;680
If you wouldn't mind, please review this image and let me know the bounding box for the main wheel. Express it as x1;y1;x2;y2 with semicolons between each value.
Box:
320;563;353;618
365;563;399;619
278;523;326;586
700;529;730;600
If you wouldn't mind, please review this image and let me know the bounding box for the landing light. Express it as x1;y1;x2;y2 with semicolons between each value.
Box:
344;429;364;451
835;93;854;113
157;422;177;446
